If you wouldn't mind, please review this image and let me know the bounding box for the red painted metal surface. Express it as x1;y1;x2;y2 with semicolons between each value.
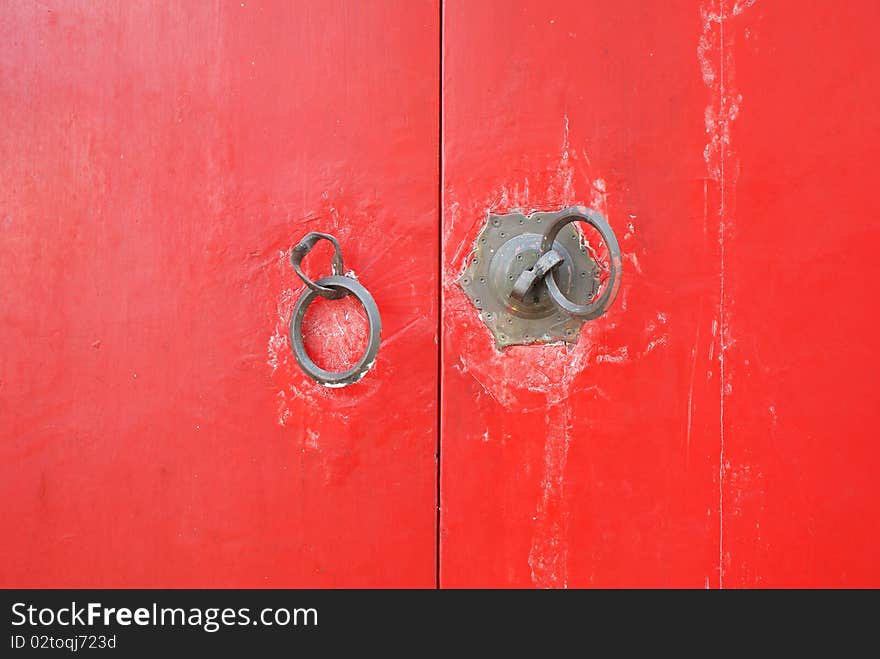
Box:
0;1;439;587
440;0;880;587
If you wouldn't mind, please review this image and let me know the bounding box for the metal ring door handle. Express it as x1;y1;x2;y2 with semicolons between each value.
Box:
288;233;382;387
289;275;382;388
539;208;622;320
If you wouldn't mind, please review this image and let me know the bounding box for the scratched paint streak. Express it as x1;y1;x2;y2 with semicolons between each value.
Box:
527;402;572;588
699;0;757;588
685;324;701;464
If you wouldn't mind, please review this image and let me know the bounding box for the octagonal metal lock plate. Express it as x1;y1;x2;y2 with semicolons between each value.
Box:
458;209;600;349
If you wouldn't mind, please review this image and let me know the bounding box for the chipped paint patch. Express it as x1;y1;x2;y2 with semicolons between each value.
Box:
642;334;668;355
595;346;629;364
304;428;320;450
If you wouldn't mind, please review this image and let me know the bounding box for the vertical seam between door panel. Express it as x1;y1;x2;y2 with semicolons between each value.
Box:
717;2;726;591
435;0;444;590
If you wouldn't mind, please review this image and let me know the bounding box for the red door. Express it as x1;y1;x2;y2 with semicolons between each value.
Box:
3;1;880;589
0;1;439;587
440;0;880;587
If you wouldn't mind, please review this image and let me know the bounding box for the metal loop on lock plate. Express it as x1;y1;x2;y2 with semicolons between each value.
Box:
288;233;382;387
538;208;622;320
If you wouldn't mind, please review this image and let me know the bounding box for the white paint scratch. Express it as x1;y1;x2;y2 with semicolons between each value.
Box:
595;346;629;364
624;252;643;274
528;402;572;588
699;0;757;588
304;428;320;450
686;325;701;462
642;334;668;355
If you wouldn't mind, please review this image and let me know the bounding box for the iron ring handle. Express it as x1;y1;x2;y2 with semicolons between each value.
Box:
289;275;382;387
540;208;622;320
289;232;348;300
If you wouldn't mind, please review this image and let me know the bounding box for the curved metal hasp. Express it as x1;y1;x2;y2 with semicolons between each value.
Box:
511;249;564;302
289;232;347;300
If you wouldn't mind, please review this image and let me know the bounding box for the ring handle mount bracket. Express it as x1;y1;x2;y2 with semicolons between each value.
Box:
458;206;620;350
